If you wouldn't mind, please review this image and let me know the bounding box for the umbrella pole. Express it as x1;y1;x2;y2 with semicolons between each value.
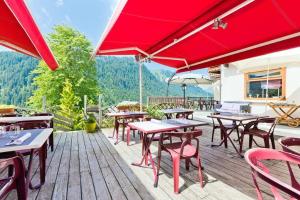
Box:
139;62;143;111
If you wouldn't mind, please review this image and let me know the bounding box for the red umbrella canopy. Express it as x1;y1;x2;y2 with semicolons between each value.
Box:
95;0;300;73
0;0;58;70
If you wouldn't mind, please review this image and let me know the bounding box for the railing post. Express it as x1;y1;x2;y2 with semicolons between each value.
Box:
42;96;46;112
98;94;102;128
84;95;87;115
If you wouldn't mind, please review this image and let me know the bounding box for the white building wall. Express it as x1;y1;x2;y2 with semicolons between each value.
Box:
221;54;300;117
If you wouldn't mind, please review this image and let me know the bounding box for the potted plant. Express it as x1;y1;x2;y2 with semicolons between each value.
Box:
146;105;164;120
85;114;97;133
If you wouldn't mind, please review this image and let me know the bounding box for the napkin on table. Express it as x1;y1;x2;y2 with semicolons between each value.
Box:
6;132;32;145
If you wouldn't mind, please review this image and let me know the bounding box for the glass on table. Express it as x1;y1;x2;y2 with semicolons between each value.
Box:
9;124;21;139
0;126;7;137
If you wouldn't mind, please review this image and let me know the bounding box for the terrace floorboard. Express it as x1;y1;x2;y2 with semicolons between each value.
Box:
4;125;297;200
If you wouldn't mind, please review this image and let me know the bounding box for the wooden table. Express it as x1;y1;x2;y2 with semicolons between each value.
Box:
127;119;208;177
107;112;147;144
160;108;194;119
268;103;300;127
0;115;54;151
0;116;53;124
208;114;268;157
0;128;53;195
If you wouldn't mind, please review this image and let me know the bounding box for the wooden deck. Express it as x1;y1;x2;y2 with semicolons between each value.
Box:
5;125;297;200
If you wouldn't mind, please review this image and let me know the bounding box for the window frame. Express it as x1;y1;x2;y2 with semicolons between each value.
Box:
244;67;286;101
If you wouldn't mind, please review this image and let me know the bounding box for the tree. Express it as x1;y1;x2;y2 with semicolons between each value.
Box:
59;79;83;130
28;25;100;109
59;79;80;116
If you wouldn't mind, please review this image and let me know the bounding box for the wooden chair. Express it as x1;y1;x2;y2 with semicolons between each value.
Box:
239;118;277;153
245;148;300;200
32;113;54;151
155;130;204;193
0;156;26;200
278;137;300;156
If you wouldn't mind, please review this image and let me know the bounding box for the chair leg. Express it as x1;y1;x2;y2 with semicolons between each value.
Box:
264;137;270;148
185;159;190;171
49;132;54;152
239;133;244;154
133;130;136;138
154;148;162;187
172;156;180;194
270;134;275;149
122;124;125;141
236;127;240;143
211;127;215;143
196;155;204;188
249;135;253;149
16;177;27;200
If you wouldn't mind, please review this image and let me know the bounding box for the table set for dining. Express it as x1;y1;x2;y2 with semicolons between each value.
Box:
107;107;276;193
0;114;54;198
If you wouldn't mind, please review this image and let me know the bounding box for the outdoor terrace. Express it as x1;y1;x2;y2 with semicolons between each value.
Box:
4;125;295;200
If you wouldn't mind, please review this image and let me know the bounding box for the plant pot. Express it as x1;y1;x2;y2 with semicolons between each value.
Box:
85;122;97;133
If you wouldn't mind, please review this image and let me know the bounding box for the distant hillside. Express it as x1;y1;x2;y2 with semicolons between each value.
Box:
0;52;211;106
96;57;210;105
0;52;38;106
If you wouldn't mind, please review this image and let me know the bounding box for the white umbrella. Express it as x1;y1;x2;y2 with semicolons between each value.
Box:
166;73;213;107
166;73;213;85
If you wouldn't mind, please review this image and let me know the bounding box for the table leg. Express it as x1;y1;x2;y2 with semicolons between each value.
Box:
132;134;155;167
29;142;47;189
114;119;120;145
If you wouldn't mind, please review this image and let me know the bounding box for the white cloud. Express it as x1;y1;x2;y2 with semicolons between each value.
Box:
56;0;64;7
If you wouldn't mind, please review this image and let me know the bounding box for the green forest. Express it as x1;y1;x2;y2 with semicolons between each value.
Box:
0;54;209;107
0;52;211;106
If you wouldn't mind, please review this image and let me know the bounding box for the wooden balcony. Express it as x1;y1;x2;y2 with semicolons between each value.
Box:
5;126;294;200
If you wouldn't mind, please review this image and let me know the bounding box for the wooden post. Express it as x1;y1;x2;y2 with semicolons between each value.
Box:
98;95;102;128
139;62;143;111
42;96;46;112
84;95;87;115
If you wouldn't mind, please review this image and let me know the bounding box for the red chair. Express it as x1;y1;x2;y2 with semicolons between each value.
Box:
154;130;203;193
278;137;300;156
239;118;277;153
0;156;27;200
245;148;300;200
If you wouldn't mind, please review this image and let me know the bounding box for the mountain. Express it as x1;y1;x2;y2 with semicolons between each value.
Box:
0;52;38;106
0;52;211;106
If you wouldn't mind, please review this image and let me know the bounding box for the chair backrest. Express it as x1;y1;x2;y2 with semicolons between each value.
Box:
17;120;49;130
0;156;26;199
161;130;202;157
278;137;300;156
245;148;300;200
258;117;278;135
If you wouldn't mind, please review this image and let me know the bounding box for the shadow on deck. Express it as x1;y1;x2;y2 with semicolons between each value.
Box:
5;125;296;200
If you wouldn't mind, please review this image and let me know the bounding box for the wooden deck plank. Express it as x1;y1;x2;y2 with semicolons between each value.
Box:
67;132;82;200
35;132;67;200
83;133;111;200
51;133;72;200
93;133;140;200
77;132;97;200
96;133;156;200
28;133;63;200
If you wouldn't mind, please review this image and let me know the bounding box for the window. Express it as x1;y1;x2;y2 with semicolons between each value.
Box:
244;67;286;100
